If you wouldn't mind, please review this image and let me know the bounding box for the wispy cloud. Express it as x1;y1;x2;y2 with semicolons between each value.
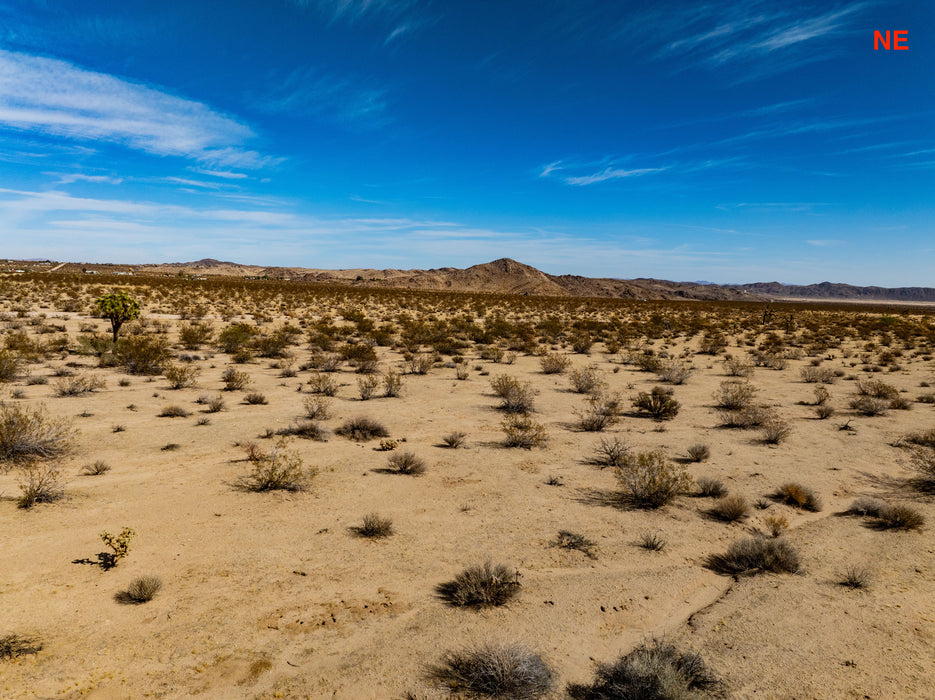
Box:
0;48;274;168
807;239;843;247
564;166;668;186
47;172;124;185
290;0;419;25
190;168;248;180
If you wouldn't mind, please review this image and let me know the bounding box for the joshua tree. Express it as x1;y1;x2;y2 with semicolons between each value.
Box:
94;291;141;342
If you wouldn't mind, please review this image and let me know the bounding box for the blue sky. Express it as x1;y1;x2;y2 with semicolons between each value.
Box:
0;1;931;285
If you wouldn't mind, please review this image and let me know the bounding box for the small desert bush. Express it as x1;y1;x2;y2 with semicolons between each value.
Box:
761;419;792;444
874;504;925;531
846;496;887;517
17;463;66;508
616;450;692;508
908;447;935;490
491;375;537;414
244;391;268;405
710;494;750;522
115;576;162;604
352;513;394;538
158;405;191;418
53;374;106;396
813;385;831;405
849;395;890;416
98;527;135;569
386;450;427;475
179;321;213;349
383;370;403;397
706;536;800;575
800;366;836;384
632;386;680;421
455;364;470;380
0;634;43;659
436;561;521;608
277;420;329;441
713;380;757;410
772;482;822;511
502;414;547;448
307;371;339;396
443;431;467;448
540;352;571;374
221;367;250;391
656;360;691;385
336;416;389;441
204;394;226;412
357;374;381;400
116;335;171;375
576;391;623;431
815;404;835;420
82;460;111;476
569;365;604;394
686;443;710;462
429;642;553;699
637;531;667;551
302;395;331;420
0;349;22;382
406;352;435;375
0;403;75;464
840;566;872;590
593;436;630;468
763;513;789;537
717;403;777;429
165;363;199;389
553;530;596;558
723;356;753;377
236;446;314;492
566;640;723;700
696;477;726;498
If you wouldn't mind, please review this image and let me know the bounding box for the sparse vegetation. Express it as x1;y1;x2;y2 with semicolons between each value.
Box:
501;414;547;448
709;493;750;522
706;536;800;575
336;416;389;441
0;634;43;660
386;450;427;475
771;482;822;511
236;445;315;492
443;431;467;448
616;450;693;508
686;443;710;462
553;530;597;558
436;561;521;608
633;386;680;421
17;463;66;507
116;575;163;604
0;403;75;464
352;513;394;538
429;642;553;699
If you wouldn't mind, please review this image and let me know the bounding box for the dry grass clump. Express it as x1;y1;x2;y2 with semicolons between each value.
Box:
442;431;467;448
158;405;191;418
302;395;331;420
502;414;547;448
771;482;822;511
357;374;381;400
632;386;680;421
815;404;835;420
656;360;691;385
277;420;329;441
800;366;836;384
709;494;750;522
386;450;427;475
165;363;199;389
706;536;800;575
0;633;43;660
540;352;571;374
221;367;250;391
592;436;630;468
336;416;389;441
717;403;777;429
236;446;314;492
723;356;753;377
761;418;792;445
82;460;111;476
244;391;268;405
846;496;888;517
436;561;521;608
352;513;394;538
17;463;66;508
840;566;872;590
553;530;597;559
0;403;75;464
429;642;553;699
53;374;106;396
686;443;710;462
616;450;692;509
566;639;723;699
637;531;667;551
762;513;789;537
569;365;604;394
115;576;163;604
576;391;623;431
908;446;935;491
713;380;757;410
874;504;925;531
383;370;403;397
696;477;726;498
490;375;537;413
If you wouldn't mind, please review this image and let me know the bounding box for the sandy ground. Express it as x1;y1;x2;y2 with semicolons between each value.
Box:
1;309;934;699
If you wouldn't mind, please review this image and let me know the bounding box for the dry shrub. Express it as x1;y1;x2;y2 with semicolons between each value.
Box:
17;463;65;508
491;375;537;414
115;576;162;604
53;374;106;396
436;561;521;608
553;530;597;559
723;356;753;377
569;365;604;394
236;446;314;492
772;482;822;511
357;374;380;400
840;566;872;590
849;395;890;416
717;404;776;429
165;363;199;389
116;335;171;375
696;477;726;498
82;460;111;476
593;436;630;468
336;416;389;441
429;642;553;699
303;395;331;420
540;352;571;374
710;494;750;522
383;370;403;397
406;352;435;375
763;513;788;537
0;349;22;382
443;431;467;448
566;639;723;699
874;504;925;531
0;403;75;465
158;405;190;418
813;385;831;405
277;420;329;441
637;531;667;551
656;360;691;385
221;367;250;391
908;447;935;490
386;450;427;475
352;513;394;538
761;419;792;444
713;380;756;410
0;634;43;659
616;450;692;509
307;372;339;396
706;536;800;575
577;391;623;431
800;366;836;384
502;414;547;448
632;386;680;421
686;444;710;462
815;404;835;420
846;497;887;517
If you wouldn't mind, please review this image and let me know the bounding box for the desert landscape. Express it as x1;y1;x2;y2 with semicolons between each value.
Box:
1;268;934;699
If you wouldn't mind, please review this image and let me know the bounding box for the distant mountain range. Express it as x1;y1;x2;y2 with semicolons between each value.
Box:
18;257;935;303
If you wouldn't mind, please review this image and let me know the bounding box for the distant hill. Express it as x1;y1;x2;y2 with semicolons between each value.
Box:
729;281;935;303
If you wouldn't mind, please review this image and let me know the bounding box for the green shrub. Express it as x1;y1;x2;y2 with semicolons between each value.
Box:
502;414;547;448
633;386;680;421
116;335;170;375
235;446;314;492
616;450;692;508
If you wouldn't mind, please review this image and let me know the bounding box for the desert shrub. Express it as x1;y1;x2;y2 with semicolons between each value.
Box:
221;367;250;391
340;341;378;364
553;530;596;558
686;444;710;462
115;575;162;604
305;352;342;372
0;349;22;381
429;642;553;699
82;460;111;476
386;450;427;475
53;374;106;396
244;391;268;405
761;419;792;444
569;365;604;394
115;335;170;375
631;352;663;373
357;374;380;400
763;513;789;537
379;438;398;451
336;416;389;441
236;446;314;492
696;477;726;498
710;494;750;522
874;504;925;531
540;352;571;374
217;323;255;353
706;536;800;575
846;497;887;517
904;428;935;449
26;374;48;386
179;322;213;349
717;404;777;429
158;405;191;418
443;431;467;448
302;395;331;420
815;404;835;420
855;377;899;400
636;531;667;551
406;352;435;375
840;566;871;590
616;450;692;508
772;482;822;511
0;403;75;465
455;364;470;380
632;386;680;421
656;360;691;385
699;332;728;355
307;372;339;396
566;639;723;700
593;436;630;468
17;463;65;508
723;356;753;377
801;366;836;384
712;380;756;410
277;420;329;441
0;632;43;659
577;391;623;431
98;527;135;569
849;395;890;416
571;334;594;354
813;385;831;405
436;561;521;608
383;370;403;397
502;414;547;448
491;375;536;414
201;394;225;412
165;363;199;389
352;513;394;538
